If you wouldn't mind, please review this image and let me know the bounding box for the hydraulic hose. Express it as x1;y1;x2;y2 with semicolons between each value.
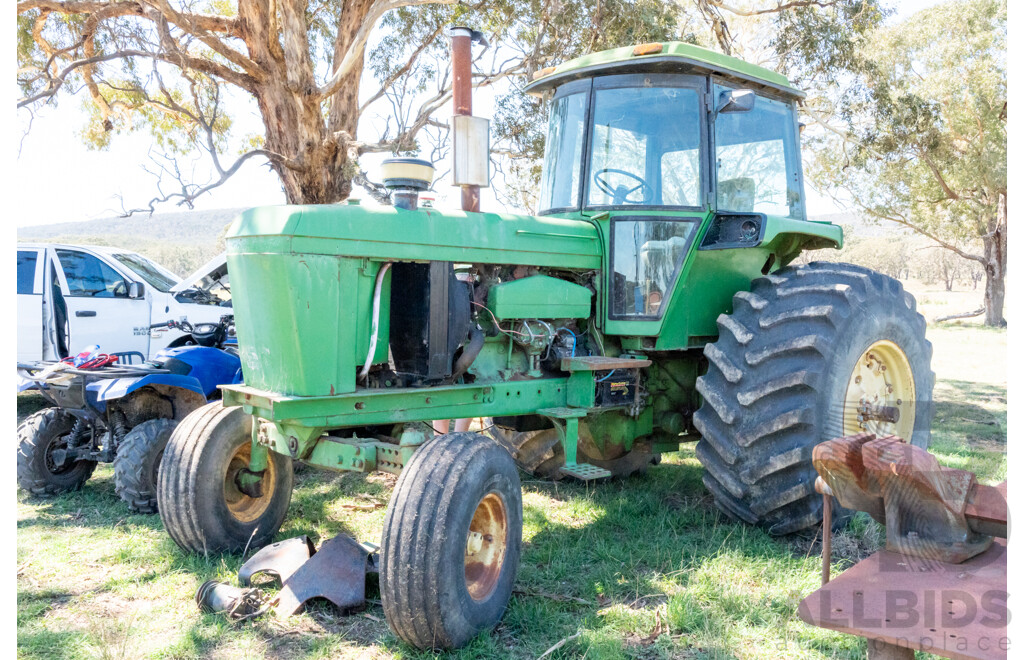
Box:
359;262;392;382
449;326;485;383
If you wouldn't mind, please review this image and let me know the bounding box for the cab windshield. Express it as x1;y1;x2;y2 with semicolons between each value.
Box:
538;77;704;214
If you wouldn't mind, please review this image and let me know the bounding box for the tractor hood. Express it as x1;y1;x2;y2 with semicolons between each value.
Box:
225;205;602;269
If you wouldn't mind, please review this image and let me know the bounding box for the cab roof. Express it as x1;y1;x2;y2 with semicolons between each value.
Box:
524;41;803;100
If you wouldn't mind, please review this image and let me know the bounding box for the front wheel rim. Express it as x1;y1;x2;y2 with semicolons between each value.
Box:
464;492;509;601
223;443;277;523
842;339;916;440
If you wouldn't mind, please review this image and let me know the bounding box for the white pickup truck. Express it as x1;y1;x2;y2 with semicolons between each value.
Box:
17;243;231;362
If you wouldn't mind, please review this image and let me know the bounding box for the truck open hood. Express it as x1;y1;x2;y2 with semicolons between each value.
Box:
171;253;229;294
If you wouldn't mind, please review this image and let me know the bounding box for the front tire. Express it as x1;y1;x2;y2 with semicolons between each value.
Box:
114;418;176;513
17;408;97;495
381;432;522;650
157;402;293;553
693;262;933;535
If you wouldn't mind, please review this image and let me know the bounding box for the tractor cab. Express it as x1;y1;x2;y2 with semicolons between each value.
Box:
526;43;810;340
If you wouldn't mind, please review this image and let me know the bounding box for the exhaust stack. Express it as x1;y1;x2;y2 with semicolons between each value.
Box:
449;26;490;213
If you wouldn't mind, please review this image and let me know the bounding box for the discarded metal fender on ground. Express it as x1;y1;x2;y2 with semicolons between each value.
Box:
196;534;379;620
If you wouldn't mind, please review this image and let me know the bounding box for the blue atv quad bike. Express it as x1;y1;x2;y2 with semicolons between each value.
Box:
17;315;241;513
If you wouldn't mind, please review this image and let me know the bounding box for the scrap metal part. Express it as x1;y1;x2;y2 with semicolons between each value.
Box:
239;535;317;587
195;580;265;618
799;539;1008;660
813;433;1006;563
238;534;380;616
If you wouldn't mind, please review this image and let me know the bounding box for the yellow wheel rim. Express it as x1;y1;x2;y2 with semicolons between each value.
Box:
464;492;508;601
223;443;277;523
843;340;916;440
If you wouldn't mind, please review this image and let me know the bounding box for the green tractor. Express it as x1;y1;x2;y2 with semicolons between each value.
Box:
157;34;932;649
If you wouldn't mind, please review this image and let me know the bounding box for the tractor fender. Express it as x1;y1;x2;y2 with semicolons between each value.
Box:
761;216;843;252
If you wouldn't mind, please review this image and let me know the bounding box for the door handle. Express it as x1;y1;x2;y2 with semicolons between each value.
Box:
75;310;97;317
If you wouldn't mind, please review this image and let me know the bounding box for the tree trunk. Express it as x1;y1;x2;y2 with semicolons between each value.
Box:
982;193;1007;327
239;0;371;205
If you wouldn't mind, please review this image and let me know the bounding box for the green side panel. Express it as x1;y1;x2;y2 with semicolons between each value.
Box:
488;275;593;320
228;205;601;269
227;250;388;397
659;214;843;347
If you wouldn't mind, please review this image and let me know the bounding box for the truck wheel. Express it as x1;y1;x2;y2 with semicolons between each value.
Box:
693;262;933;535
114;418;176;514
17;408;97;495
381;432;522;650
487;423;654;479
158;401;293;553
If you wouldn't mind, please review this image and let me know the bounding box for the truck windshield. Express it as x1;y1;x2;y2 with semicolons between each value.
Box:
112;253;179;292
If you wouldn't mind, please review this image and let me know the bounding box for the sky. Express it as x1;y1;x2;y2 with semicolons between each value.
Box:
13;0;946;229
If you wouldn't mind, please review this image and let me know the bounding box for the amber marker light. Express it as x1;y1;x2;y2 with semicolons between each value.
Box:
532;66;557;80
632;43;663;56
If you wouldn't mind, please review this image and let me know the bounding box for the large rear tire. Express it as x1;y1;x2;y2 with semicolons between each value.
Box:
157;401;293;553
114;418;176;514
381;432;522;650
17;408;97;495
693;262;933;535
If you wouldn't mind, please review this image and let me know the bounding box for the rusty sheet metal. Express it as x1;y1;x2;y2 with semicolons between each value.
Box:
238;536;316;587
813;434;1005;563
965;481;1008;538
799;539;1008;660
275;534;376;615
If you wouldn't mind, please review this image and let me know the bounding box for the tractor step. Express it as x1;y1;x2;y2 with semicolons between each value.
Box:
560;356;652;372
559;463;612;481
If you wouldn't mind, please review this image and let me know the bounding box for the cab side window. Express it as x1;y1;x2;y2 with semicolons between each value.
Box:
56;249;127;298
17;251;38;295
713;86;803;218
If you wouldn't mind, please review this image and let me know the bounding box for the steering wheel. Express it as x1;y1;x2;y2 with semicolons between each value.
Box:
593;168;653;205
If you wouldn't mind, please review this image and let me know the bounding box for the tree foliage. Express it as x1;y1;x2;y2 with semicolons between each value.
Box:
17;0;884;216
807;0;1007;324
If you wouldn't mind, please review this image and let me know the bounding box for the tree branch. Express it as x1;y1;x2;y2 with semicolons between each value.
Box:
706;0;841;17
318;0;454;98
18;1;242;36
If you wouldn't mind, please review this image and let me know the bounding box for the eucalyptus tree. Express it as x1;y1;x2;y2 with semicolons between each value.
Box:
806;0;1007;325
17;0;883;214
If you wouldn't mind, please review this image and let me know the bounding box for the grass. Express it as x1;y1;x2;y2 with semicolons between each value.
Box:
17;323;1005;659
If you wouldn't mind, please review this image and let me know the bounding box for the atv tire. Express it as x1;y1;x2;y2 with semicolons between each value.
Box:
381;432;522;649
17;408;97;495
114;418;176;514
693;262;933;535
158;401;293;553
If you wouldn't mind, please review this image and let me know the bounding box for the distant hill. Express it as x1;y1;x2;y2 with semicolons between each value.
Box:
809;211;909;238
17;208;246;276
18;207;244;245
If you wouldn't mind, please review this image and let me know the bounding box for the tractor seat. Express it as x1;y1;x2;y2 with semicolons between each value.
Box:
718;177;755;212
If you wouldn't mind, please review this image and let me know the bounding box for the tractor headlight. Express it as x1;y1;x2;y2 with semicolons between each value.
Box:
700;213;765;250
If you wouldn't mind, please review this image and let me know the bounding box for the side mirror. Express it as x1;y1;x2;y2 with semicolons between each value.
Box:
717;89;756;114
128;281;145;299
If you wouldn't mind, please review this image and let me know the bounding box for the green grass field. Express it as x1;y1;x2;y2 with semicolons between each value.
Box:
16;321;1005;660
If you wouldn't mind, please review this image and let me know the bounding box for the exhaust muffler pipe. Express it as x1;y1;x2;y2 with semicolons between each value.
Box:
449;26;490;213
